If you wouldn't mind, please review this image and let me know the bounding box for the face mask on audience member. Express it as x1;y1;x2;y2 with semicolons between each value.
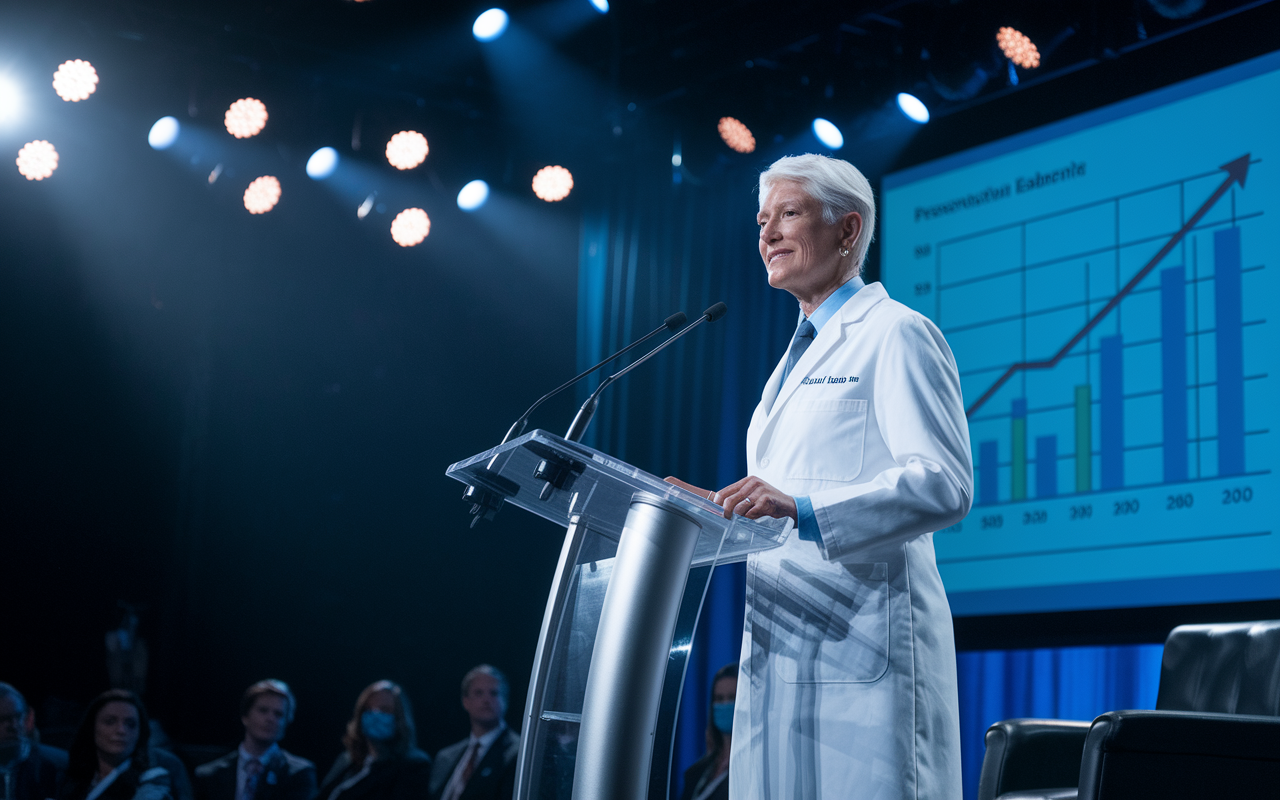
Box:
712;702;735;734
360;710;396;742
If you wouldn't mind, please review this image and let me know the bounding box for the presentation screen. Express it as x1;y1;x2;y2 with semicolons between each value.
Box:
881;51;1280;616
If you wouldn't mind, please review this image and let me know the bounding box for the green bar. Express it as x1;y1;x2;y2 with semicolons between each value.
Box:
1011;418;1027;501
1075;385;1092;492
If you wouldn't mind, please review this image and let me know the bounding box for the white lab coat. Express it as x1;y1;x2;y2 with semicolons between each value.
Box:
729;281;972;800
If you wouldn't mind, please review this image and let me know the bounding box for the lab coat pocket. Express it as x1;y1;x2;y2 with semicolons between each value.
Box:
772;398;867;481
773;560;889;684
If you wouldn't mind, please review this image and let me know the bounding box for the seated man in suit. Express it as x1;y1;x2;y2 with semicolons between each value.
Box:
195;680;317;800
0;682;68;800
427;666;518;800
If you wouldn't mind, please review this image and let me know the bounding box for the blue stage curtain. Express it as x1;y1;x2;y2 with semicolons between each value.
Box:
574;157;1166;800
956;643;1164;799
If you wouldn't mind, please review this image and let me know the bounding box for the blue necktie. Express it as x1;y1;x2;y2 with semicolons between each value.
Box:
243;758;263;800
782;319;816;385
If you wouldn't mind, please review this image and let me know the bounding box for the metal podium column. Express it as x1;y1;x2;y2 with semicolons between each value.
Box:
572;493;702;800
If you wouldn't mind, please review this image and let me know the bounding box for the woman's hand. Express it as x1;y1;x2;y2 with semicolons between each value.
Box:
713;476;797;522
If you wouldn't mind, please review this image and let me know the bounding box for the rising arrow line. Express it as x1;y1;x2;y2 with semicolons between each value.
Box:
965;153;1252;418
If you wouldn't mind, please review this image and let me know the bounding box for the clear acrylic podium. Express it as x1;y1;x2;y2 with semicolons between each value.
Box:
446;430;791;800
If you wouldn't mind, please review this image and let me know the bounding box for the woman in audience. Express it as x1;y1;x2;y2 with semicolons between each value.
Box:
59;690;171;800
679;664;738;800
318;681;431;800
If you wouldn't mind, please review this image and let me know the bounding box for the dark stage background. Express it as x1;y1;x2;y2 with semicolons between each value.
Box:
3;1;1278;799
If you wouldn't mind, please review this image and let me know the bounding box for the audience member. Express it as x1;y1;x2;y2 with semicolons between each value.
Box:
58;690;171;800
427;666;517;800
317;682;430;800
678;664;737;800
194;681;316;800
0;683;68;800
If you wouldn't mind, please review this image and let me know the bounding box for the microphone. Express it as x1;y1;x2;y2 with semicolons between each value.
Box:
564;301;727;443
499;311;687;445
462;310;687;526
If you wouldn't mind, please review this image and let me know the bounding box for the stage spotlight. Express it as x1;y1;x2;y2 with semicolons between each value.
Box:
16;140;58;180
0;77;21;124
243;176;281;214
896;93;930;124
358;193;376;219
473;9;509;42
996;27;1041;69
306;147;339;179
386;131;428;170
812;118;843;150
148;116;180;149
532;165;573;202
391;208;431;246
457;180;490;211
52;60;98;102
718;116;756;153
590;0;609;12
225;98;268;138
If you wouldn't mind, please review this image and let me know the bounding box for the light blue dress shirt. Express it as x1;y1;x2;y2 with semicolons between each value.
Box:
237;743;280;800
790;277;864;542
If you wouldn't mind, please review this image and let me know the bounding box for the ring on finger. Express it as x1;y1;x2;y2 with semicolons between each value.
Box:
741;496;755;506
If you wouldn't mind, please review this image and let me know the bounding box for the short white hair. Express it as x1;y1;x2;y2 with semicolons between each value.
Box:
758;154;877;275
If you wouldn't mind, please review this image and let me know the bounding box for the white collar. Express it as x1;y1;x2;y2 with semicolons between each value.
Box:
469;721;506;749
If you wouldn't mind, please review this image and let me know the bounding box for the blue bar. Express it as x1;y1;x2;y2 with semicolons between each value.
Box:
979;440;999;505
1161;266;1188;483
1100;335;1124;490
1011;399;1027;418
1035;435;1057;498
1215;227;1245;476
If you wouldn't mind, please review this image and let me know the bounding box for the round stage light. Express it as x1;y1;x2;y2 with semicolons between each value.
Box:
996;27;1041;69
590;0;609;12
306;147;339;179
16;140;58;180
391;208;431;246
385;131;428;170
225;98;268;138
148;116;180;149
896;93;930;124
457;180;490;211
473;9;509;42
0;77;22;124
52;60;98;102
812;118;843;149
532;166;573;202
243;176;281;214
718;116;756;153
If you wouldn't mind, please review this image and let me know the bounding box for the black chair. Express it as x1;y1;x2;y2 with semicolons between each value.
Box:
977;619;1280;800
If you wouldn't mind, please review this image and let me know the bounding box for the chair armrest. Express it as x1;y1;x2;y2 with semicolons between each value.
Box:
1078;710;1280;800
978;718;1091;800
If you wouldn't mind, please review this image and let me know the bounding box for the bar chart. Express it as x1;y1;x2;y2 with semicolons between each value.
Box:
954;163;1258;505
912;154;1276;613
